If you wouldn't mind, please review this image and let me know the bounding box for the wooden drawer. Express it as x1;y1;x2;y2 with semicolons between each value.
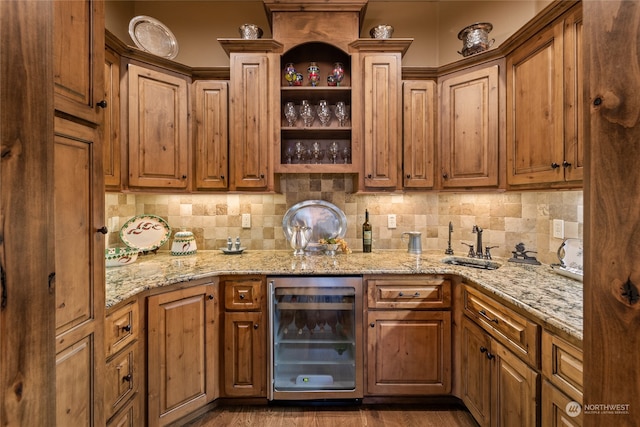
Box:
107;392;140;427
367;276;451;309
463;285;539;367
542;330;583;402
224;277;264;311
105;345;138;420
106;300;139;358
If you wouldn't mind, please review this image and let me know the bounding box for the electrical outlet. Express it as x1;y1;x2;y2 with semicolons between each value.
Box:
387;214;397;229
242;213;251;228
553;219;564;239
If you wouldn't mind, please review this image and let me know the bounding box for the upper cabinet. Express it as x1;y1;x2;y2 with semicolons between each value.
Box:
506;3;583;188
403;80;436;189
104;47;123;190
439;62;503;189
127;63;191;190
54;0;105;124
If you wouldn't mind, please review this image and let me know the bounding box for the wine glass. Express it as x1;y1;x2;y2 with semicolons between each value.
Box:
300;100;314;127
335;101;348;127
311;141;323;164
341;146;351;164
317;100;331;127
284;101;297;127
295;141;305;162
284;146;294;164
328;141;339;164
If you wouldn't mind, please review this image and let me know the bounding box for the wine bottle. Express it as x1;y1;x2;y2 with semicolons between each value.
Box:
362;209;372;252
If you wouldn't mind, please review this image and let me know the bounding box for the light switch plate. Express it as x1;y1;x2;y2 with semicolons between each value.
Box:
387;214;397;229
242;213;251;228
553;219;564;239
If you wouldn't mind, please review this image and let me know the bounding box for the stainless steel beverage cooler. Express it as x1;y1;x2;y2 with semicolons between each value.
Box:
267;276;363;401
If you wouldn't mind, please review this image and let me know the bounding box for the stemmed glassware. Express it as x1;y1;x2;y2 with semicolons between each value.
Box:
300;100;315;127
295;141;305;162
311;142;323;164
316;100;331;127
335;101;348;127
284;101;297;127
328;141;339;164
285;146;294;164
341;146;351;164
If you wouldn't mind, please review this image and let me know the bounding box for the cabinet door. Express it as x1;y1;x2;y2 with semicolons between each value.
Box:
147;284;218;427
402;80;436;189
104;47;122;190
460;317;492;427
363;54;401;189
440;65;500;188
54;116;105;427
127;63;189;189
541;380;583;427
229;53;271;190
506;22;564;186
562;5;584;182
193;80;229;190
492;341;539;427
224;311;266;397
366;311;451;395
53;0;105;124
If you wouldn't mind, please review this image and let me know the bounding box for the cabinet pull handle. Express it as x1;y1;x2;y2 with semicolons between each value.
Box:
220;175;225;180
182;175;187;179
480;346;488;353
370;322;375;328
486;352;495;360
122;324;131;332
253;323;259;329
97;226;108;234
398;292;404;297
551;162;560;169
478;309;499;324
562;160;572;168
122;374;132;382
414;292;420;297
97;100;107;109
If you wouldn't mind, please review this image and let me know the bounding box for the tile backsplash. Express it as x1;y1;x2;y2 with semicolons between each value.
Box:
106;174;583;265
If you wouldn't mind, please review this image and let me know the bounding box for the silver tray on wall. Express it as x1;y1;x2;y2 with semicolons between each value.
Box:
282;200;347;251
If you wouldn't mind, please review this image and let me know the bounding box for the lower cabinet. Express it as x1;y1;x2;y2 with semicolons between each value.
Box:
365;276;452;396
222;276;266;397
147;282;218;426
460;316;538;427
541;380;583;427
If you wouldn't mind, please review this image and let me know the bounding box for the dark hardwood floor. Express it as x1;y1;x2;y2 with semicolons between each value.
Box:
182;404;479;427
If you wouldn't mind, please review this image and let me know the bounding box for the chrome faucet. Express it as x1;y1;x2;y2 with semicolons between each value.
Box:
472;225;483;259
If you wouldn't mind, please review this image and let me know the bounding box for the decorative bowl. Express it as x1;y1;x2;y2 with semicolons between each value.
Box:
105;247;139;267
239;24;263;39
457;22;494;57
171;230;197;256
370;25;394;39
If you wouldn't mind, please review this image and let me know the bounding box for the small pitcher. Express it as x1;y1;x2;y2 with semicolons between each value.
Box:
401;231;422;254
289;225;312;255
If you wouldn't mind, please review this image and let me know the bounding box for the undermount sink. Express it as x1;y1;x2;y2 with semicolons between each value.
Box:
441;256;501;270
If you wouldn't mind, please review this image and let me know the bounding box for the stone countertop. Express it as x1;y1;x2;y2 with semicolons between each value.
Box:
105;250;583;342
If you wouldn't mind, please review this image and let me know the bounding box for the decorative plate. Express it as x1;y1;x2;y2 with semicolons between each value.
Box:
556;238;583;271
282;200;347;252
120;214;172;252
128;15;179;59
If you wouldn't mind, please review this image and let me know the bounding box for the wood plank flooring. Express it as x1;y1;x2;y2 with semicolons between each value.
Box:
183;404;479;427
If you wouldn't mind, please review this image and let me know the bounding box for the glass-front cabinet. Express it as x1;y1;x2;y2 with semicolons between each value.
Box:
267;276;363;401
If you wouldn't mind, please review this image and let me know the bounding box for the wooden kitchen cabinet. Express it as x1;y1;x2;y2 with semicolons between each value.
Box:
460;316;538;427
365;276;451;395
506;3;583;187
54;115;106;427
147;282;218;427
402;80;436;189
220;40;282;191
193;80;229;190
104;46;123;190
127;63;190;190
222;277;266;397
439;62;501;189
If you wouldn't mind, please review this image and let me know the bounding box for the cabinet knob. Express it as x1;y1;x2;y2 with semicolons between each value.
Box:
122;324;131;332
97;100;107;109
370;322;375;328
208;294;214;300
406;174;411;179
414;292;420;297
182;175;187;179
486;352;495;360
442;172;449;179
367;174;372;179
562;160;572;168
220;175;225;180
398;292;404;297
551;162;561;169
253;323;259;329
480;346;488;353
97;226;108;234
122;374;132;382
260;174;265;179
239;294;245;300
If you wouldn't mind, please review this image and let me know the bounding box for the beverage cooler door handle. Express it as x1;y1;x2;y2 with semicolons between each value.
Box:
267;280;275;400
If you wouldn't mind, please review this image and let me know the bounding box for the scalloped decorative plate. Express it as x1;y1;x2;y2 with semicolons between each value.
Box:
120;214;172;251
